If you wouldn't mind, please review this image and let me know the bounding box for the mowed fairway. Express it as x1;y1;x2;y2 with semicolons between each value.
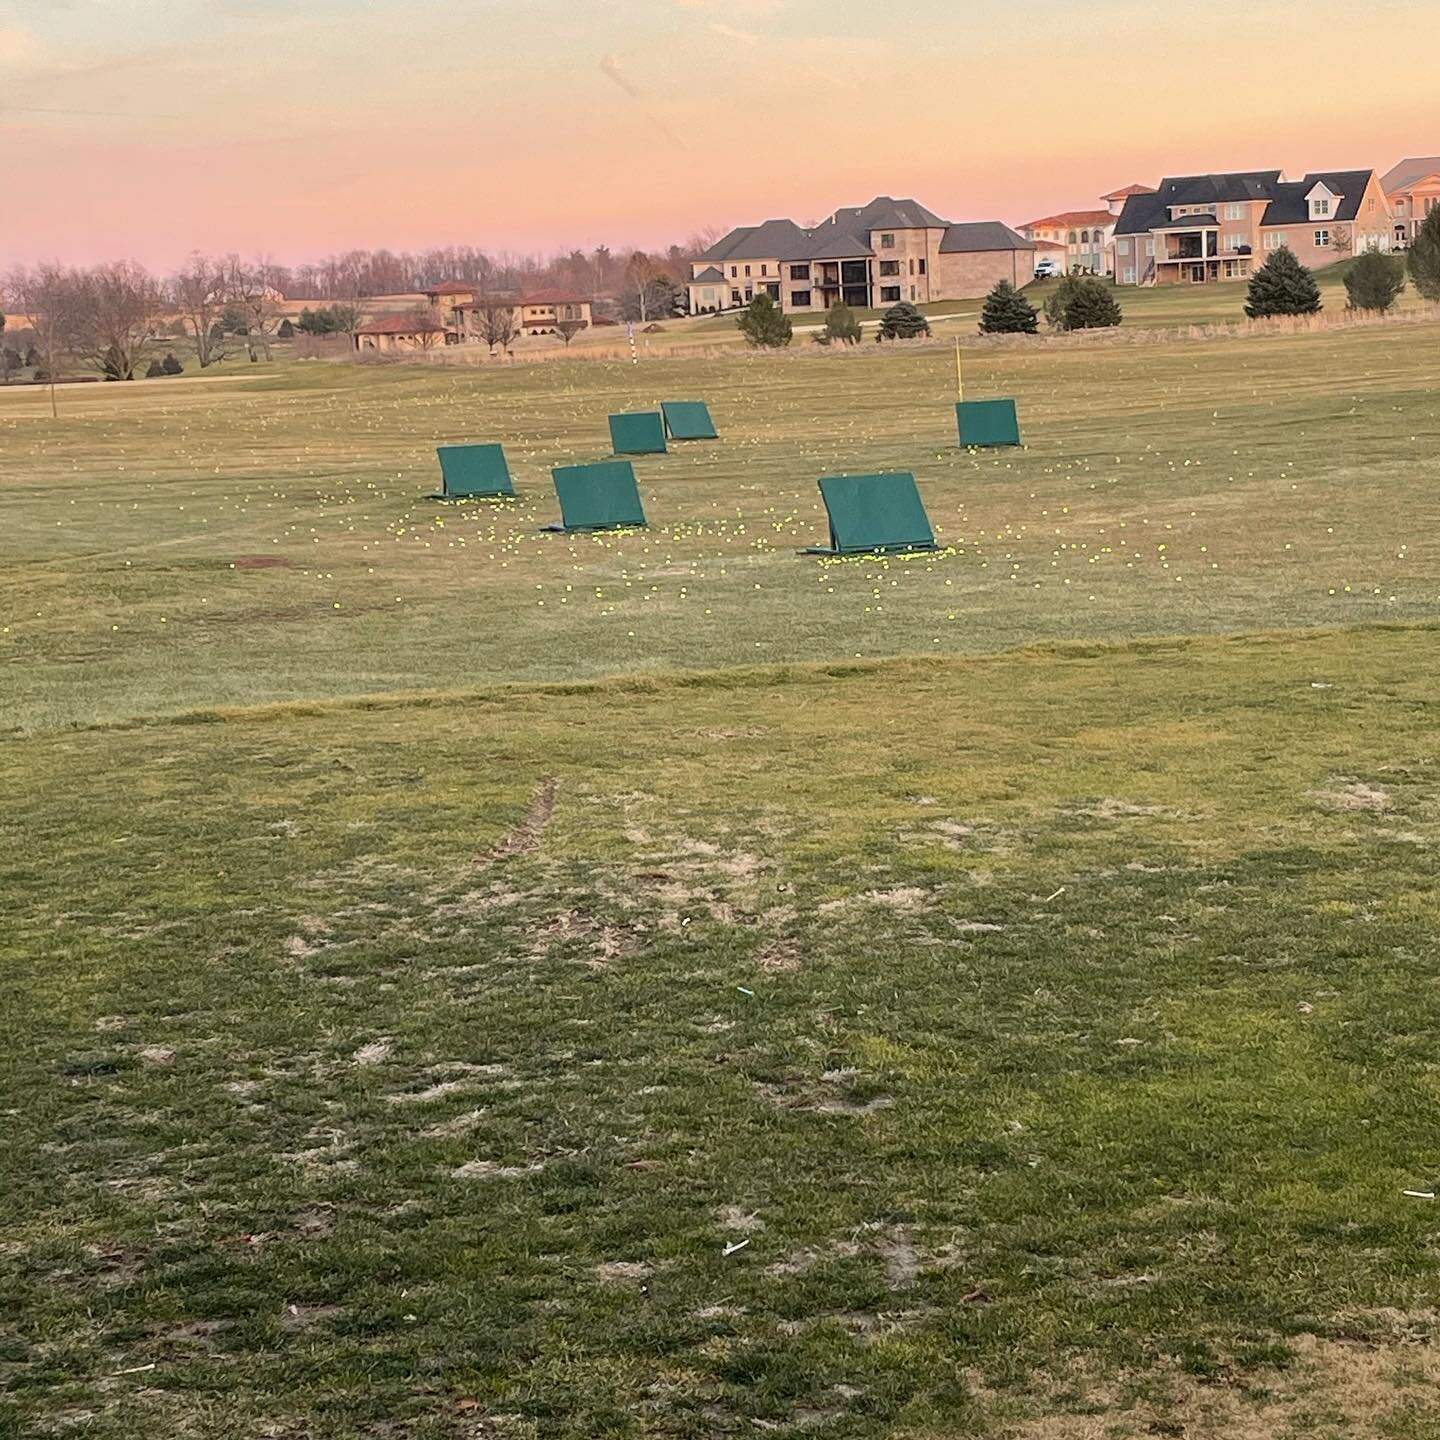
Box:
4;322;1440;1438
3;318;1440;730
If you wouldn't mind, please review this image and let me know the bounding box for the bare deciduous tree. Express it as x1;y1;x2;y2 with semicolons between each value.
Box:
224;256;283;361
555;318;586;347
171;253;229;368
477;298;518;355
2;264;76;415
65;262;166;381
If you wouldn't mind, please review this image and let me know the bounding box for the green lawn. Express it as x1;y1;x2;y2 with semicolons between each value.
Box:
4;318;1440;1438
3;316;1439;732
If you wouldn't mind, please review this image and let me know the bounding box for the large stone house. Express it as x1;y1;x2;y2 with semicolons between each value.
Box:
1112;169;1394;286
687;196;1038;315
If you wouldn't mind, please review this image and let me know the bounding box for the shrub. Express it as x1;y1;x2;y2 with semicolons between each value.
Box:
736;294;792;348
978;280;1039;335
161;352;184;375
876;301;930;341
1407;204;1440;302
816;301;862;346
1344;248;1406;313
1045;275;1121;331
1245;246;1321;318
145;360;166;378
1064;278;1123;330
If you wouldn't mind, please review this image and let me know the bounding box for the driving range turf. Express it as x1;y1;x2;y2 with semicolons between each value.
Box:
3;315;1440;1438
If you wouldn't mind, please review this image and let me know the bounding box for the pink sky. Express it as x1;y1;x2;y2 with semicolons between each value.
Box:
1;0;1435;270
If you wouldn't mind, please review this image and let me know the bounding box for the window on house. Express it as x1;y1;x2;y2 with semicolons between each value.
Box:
730;266;737;277
1068;231;1077;244
790;264;810;280
744;265;751;276
790;290;811;308
731;289;741;303
908;258;915;275
1314;198;1331;216
1117;239;1131;255
1145;238;1155;256
879;285;901;302
879;260;900;276
918;258;926;275
1264;231;1287;250
1225;203;1244;220
1123;266;1136;284
1314;229;1331;247
880;233;895;248
910;285;916;300
760;264;768;275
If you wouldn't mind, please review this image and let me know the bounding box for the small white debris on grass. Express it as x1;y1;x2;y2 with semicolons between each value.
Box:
1402;1190;1436;1199
723;1239;750;1256
352;1040;391;1066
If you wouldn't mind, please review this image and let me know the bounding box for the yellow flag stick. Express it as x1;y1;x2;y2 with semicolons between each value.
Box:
954;337;965;402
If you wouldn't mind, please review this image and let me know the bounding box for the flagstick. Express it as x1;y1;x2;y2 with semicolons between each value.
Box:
954;338;964;403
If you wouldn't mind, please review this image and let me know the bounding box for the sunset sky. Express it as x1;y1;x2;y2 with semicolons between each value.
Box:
2;0;1436;270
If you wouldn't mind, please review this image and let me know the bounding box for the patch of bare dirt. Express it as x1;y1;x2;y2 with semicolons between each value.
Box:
481;776;558;863
451;1158;546;1181
1313;777;1392;812
998;1333;1440;1438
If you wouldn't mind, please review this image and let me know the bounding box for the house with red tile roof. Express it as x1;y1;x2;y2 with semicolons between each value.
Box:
1017;208;1119;276
353;310;448;352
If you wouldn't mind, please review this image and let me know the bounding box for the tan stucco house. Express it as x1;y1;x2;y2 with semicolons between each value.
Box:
1382;157;1440;245
353;312;448;352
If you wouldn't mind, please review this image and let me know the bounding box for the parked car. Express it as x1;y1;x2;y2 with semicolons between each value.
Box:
1034;257;1063;279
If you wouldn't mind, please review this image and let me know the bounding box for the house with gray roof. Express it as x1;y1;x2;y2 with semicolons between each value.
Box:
1381;158;1440;244
1112;168;1395;286
687;196;1037;316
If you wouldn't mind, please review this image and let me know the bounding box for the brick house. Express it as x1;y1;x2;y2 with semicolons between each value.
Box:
1112;169;1394;286
687;196;1037;314
1382;157;1440;245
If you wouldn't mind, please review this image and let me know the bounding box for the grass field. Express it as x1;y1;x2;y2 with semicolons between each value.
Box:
4;313;1440;1437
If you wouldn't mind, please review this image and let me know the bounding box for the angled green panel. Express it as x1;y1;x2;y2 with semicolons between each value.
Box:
609;411;668;455
661;401;718;441
811;472;936;555
551;461;647;531
956;398;1021;448
431;443;514;498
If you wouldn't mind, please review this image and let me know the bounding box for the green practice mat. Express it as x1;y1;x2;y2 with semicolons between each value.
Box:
804;472;938;556
956;398;1022;448
609;411;668;455
547;461;648;532
661;401;718;441
426;443;515;499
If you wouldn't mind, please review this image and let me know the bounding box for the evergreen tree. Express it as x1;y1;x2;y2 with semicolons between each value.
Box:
145;359;166;378
876;301;931;340
277;317;295;338
978;279;1039;335
736;293;792;348
1407;204;1440;302
1344;247;1406;313
1245;246;1322;318
162;352;184;375
1063;277;1123;330
817;300;862;345
1044;274;1081;330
